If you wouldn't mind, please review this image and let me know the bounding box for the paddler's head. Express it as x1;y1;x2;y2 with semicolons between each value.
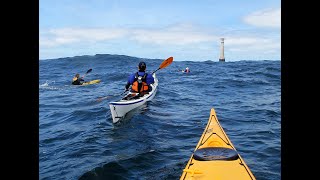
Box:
75;73;80;78
138;61;146;72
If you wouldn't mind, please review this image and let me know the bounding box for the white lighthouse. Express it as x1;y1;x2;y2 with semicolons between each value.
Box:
219;38;225;62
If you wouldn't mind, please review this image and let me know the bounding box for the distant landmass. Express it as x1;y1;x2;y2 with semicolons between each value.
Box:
40;53;280;62
40;54;168;62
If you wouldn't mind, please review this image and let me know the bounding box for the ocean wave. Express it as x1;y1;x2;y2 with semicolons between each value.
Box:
40;55;280;180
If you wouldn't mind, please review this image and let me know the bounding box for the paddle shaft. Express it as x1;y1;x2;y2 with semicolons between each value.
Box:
82;69;92;78
152;68;160;74
152;57;173;74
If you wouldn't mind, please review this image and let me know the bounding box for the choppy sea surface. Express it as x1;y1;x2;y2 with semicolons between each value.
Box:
39;54;281;180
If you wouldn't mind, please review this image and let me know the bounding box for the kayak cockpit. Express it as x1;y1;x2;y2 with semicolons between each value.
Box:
122;92;150;101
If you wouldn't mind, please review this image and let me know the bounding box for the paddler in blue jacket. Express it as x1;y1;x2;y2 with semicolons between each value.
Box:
125;61;155;93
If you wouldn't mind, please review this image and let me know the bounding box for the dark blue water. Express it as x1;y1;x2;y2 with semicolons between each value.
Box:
39;54;281;180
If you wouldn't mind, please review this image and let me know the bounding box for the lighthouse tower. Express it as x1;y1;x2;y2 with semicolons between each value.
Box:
219;38;225;62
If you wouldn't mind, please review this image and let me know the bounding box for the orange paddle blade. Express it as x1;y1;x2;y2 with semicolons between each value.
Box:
159;57;173;69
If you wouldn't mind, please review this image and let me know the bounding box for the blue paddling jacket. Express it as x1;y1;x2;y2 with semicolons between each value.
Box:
125;71;154;92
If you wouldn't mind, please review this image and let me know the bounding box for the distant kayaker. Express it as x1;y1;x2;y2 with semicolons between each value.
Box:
72;73;85;85
125;61;155;93
185;67;190;73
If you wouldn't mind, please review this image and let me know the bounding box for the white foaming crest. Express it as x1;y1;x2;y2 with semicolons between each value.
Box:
39;80;61;90
40;80;50;87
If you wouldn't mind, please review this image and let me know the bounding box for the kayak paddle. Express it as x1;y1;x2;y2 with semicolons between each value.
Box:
96;89;128;102
152;56;174;74
82;68;92;78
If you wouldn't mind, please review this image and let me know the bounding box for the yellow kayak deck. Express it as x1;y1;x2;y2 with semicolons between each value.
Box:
180;108;255;180
81;79;101;86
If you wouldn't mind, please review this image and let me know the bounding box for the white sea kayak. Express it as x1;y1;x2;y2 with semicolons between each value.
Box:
109;73;158;123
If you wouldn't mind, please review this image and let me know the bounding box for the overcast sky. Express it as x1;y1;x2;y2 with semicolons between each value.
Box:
40;0;281;61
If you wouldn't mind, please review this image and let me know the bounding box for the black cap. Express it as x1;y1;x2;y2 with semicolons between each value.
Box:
138;61;146;71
